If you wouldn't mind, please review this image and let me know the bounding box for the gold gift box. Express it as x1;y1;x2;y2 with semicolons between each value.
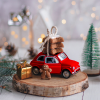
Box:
17;61;32;80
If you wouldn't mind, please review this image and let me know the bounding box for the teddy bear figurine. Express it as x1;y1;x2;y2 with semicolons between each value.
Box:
40;64;52;80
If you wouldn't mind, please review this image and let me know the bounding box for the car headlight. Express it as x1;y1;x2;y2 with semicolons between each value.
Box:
73;67;75;70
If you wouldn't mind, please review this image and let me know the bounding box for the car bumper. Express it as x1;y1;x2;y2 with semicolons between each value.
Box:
72;67;80;74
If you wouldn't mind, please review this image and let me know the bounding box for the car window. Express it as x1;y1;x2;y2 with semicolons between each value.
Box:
45;57;59;63
58;53;67;61
37;55;45;61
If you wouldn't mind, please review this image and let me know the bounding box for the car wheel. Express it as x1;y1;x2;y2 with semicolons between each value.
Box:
32;67;39;75
62;70;71;79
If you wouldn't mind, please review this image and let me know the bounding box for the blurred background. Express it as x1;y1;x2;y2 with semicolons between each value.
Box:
0;0;100;49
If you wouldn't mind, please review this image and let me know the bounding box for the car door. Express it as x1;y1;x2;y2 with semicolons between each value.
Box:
45;56;61;74
37;55;45;68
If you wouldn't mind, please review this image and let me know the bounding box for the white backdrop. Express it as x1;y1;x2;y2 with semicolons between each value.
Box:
0;0;100;43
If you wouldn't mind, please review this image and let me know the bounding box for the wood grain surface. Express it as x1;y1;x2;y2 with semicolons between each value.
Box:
12;71;89;97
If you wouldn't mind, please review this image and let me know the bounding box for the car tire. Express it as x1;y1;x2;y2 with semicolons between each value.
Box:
62;70;71;79
32;67;39;75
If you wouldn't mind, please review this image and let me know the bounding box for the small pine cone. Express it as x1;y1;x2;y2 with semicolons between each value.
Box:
5;44;17;56
28;47;38;59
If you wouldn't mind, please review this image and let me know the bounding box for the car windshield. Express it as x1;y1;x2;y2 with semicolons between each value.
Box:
58;53;67;61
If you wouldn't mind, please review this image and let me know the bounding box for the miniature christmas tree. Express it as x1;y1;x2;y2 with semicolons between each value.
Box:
82;24;100;69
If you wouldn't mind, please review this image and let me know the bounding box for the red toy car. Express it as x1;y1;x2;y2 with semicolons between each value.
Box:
30;52;80;78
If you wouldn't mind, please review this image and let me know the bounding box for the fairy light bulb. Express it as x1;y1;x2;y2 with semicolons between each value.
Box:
38;0;43;3
71;1;76;5
92;7;96;11
80;34;84;38
11;31;15;35
22;37;26;42
14;34;18;38
38;38;42;43
22;25;27;31
38;5;42;9
41;34;45;38
91;13;95;18
62;19;66;24
4;42;8;46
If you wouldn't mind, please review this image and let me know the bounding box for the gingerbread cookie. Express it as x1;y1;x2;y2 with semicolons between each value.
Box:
43;36;64;44
42;48;63;55
44;42;64;49
40;64;52;80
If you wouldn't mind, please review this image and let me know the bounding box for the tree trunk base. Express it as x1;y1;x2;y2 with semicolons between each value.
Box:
83;69;100;76
12;71;89;97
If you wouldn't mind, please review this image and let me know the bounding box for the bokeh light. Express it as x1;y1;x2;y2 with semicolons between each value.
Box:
25;41;29;45
14;34;18;38
41;34;45;38
13;17;18;22
38;5;42;9
92;7;96;11
38;0;43;3
11;31;15;35
62;19;66;24
22;25;27;31
71;1;76;5
91;13;95;18
4;42;8;46
38;38;42;43
22;37;26;42
80;34;84;37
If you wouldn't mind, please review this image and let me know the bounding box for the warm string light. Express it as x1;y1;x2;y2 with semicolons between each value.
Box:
11;31;18;39
38;5;42;9
38;34;45;43
25;41;29;45
80;34;87;40
71;1;76;5
95;28;98;32
41;34;45;38
22;37;26;42
38;38;42;43
14;34;18;38
96;16;99;20
91;13;95;18
83;36;87;41
92;7;96;11
22;25;27;31
4;42;8;46
38;0;43;3
11;31;15;35
13;17;18;22
22;37;29;45
62;19;66;24
80;34;84;38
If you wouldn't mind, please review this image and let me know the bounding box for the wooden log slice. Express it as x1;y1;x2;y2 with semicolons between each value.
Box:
83;69;100;76
12;71;89;97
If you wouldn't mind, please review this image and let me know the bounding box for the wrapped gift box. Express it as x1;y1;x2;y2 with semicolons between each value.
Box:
17;62;32;80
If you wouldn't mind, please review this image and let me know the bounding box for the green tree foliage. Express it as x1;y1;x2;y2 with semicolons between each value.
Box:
82;24;100;69
0;55;21;92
